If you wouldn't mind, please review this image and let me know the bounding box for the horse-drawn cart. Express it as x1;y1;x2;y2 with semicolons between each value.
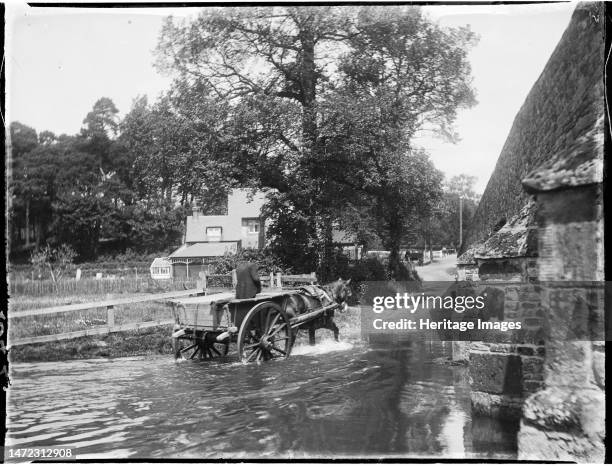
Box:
169;280;351;363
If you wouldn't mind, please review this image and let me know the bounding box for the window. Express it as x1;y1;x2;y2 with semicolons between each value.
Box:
206;226;222;240
243;218;260;234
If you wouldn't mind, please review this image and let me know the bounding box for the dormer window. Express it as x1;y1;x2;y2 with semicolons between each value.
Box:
206;226;222;241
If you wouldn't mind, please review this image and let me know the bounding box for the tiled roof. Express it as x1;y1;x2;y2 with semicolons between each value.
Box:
474;201;538;259
457;243;482;265
150;257;172;267
522;114;604;193
169;242;239;258
332;229;357;244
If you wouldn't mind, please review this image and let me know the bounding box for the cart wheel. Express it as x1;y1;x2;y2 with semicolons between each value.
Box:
198;334;230;360
173;337;198;360
237;301;293;363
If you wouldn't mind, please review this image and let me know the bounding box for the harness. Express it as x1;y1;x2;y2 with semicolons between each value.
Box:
299;285;334;306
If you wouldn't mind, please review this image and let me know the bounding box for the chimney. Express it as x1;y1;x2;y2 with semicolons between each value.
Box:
192;200;202;217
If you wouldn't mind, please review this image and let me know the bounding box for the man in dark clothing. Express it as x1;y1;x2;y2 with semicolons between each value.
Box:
235;262;262;299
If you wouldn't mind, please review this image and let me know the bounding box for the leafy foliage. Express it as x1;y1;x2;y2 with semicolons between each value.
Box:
209;249;287;275
30;244;77;282
9;7;477;279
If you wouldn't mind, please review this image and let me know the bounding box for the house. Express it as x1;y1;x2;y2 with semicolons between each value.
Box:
332;229;363;260
153;189;267;279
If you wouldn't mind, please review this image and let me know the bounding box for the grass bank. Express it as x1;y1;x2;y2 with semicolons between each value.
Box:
9;325;175;363
9;289;364;363
9;290;178;363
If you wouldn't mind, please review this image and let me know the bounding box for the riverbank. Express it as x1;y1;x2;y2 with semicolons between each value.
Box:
10;305;363;363
9;325;175;363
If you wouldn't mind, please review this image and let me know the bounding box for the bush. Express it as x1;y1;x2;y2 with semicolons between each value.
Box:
29;244;77;282
210;249;288;275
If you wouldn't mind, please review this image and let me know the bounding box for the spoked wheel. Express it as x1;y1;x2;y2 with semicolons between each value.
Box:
237;301;293;363
173;334;229;360
198;334;230;360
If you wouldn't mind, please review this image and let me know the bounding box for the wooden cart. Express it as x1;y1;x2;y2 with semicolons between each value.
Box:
170;289;340;363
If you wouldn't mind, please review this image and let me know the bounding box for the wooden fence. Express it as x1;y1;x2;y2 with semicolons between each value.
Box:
9;272;318;346
203;271;317;290
9;277;197;297
9;288;202;346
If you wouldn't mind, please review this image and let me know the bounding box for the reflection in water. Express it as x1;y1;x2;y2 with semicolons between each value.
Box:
7;331;518;459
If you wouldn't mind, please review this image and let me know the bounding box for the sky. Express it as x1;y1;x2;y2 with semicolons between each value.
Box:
6;2;577;193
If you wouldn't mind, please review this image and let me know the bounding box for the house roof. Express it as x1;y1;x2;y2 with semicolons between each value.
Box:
522;114;604;193
457;243;482;265
473;201;538;260
169;242;239;258
332;229;358;244
150;257;172;267
185;216;237;243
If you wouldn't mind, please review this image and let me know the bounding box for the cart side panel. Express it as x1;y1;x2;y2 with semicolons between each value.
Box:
181;304;216;329
173;292;234;329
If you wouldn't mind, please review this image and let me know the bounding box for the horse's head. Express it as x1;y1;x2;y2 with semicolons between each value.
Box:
329;278;352;310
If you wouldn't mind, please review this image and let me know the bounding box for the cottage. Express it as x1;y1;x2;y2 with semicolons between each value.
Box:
151;189;266;279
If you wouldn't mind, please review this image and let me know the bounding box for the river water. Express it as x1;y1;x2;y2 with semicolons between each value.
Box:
6;323;518;460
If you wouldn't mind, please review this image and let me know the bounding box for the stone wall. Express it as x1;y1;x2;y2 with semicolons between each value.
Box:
453;3;604;461
461;2;604;252
466;280;546;420
517;182;604;462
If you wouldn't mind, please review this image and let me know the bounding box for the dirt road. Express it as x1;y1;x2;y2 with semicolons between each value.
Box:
415;254;458;282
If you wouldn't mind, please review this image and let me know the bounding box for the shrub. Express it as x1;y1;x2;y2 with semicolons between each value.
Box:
29;244;77;282
210;249;288;275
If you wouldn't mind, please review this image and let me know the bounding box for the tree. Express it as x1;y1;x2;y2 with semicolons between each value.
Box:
9;123;40;251
82;97;119;138
421;174;481;250
30;244;76;282
155;7;359;277
314;6;475;275
155;6;477;279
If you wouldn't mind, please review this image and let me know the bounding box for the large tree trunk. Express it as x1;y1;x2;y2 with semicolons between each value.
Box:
316;215;334;282
298;22;332;276
386;214;406;280
25;200;30;246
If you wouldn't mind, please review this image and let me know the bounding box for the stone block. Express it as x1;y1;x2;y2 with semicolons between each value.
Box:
470;390;523;420
591;349;604;389
504;300;519;311
469;352;523;395
505;290;519;301
451;341;470;362
522;387;604;437
517;345;535;356
522;379;544;394
518;422;604;463
521;356;544;381
489;343;516;354
519;301;536;311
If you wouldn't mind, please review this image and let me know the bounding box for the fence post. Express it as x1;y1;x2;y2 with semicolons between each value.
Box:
107;305;115;329
276;272;282;289
197;271;207;294
310;272;317;284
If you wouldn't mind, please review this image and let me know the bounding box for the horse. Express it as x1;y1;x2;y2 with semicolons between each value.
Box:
284;278;352;345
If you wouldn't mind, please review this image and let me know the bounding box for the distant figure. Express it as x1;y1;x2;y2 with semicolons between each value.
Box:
235;262;262;299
